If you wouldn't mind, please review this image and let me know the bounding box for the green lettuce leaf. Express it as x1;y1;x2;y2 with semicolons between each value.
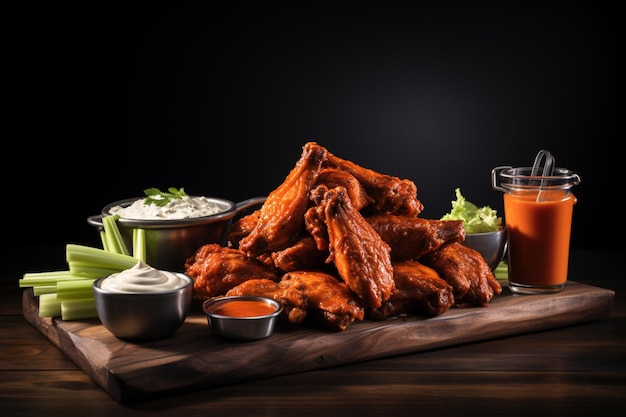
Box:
441;188;502;233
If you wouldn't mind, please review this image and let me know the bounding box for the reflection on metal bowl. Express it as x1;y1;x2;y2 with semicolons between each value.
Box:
463;228;508;271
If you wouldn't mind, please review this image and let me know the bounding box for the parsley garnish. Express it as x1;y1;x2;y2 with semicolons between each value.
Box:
143;187;188;207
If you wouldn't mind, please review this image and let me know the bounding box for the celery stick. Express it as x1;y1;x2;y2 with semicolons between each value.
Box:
20;271;74;286
61;298;98;320
39;293;62;318
19;272;86;288
100;230;110;252
19;274;75;288
101;215;115;253
494;261;508;281
102;215;129;256
66;244;138;270
33;286;58;296
102;215;121;254
67;262;120;278
22;270;73;278
133;227;146;262
56;279;97;300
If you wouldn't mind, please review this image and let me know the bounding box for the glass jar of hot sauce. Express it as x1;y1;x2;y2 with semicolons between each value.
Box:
492;166;581;294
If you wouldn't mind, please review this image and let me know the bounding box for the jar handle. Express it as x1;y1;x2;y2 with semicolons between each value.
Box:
491;166;512;192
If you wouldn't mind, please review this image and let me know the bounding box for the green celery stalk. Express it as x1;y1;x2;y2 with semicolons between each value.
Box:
100;230;110;252
39;293;62;318
133;227;146;262
22;270;73;278
66;244;138;270
67;262;121;278
18;272;76;288
56;279;97;300
61;298;98;320
494;261;508;281
102;215;129;256
33;286;59;296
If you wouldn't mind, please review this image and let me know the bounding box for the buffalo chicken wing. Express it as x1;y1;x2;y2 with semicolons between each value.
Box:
239;142;328;256
280;270;365;331
366;214;465;261
368;260;455;319
325;151;424;216
185;244;278;299
318;185;395;309
420;242;502;307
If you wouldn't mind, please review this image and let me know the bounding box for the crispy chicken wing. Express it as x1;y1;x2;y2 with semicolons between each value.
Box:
325;152;424;216
366;214;466;261
184;244;278;299
225;209;260;248
239;142;328;256
281;270;365;331
315;168;374;211
368;260;454;319
420;242;502;307
303;195;330;252
320;185;395;309
270;236;329;272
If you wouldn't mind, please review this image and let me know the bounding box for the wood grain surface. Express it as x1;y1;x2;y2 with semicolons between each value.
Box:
21;281;615;404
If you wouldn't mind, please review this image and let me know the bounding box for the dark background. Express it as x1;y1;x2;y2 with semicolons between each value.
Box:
7;1;622;254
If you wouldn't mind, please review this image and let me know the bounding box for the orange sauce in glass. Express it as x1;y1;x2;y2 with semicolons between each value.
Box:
210;300;276;318
504;190;576;286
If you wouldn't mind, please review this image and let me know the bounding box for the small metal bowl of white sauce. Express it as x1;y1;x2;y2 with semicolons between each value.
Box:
93;263;194;341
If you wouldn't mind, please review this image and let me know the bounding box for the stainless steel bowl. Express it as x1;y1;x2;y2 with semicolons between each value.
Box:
87;196;265;272
202;296;283;341
93;273;193;341
463;228;508;270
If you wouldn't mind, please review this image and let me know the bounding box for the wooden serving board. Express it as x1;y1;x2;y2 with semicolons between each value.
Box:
22;281;614;404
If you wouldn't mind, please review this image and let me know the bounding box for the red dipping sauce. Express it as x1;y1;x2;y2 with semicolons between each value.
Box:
208;299;276;318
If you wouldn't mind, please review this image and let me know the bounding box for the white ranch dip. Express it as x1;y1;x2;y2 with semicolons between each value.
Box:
109;195;225;220
100;261;187;293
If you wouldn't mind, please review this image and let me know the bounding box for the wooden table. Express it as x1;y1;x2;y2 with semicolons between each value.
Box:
2;246;624;416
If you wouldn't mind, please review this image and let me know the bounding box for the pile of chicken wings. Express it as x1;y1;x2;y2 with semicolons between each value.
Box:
185;142;502;331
